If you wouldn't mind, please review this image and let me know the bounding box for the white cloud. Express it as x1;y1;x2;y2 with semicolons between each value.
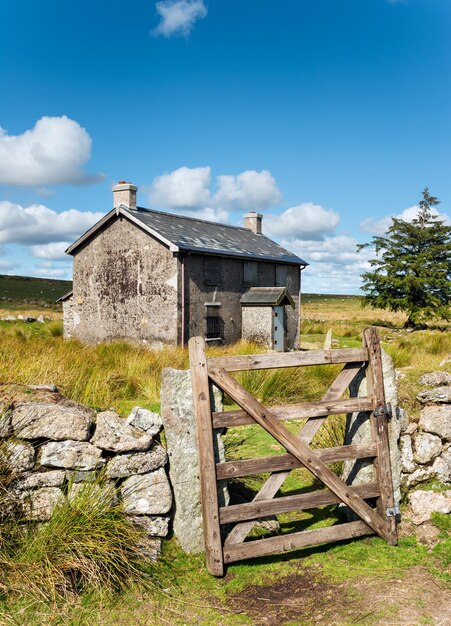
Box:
215;170;282;211
0;116;103;186
153;0;207;37
0;259;19;272
31;241;71;260
0;201;104;245
150;166;212;208
360;205;451;235
285;235;374;294
149;166;281;214
265;203;340;241
33;261;68;279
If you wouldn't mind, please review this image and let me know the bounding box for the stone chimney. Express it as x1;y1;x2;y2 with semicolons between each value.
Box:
112;181;138;209
243;212;263;234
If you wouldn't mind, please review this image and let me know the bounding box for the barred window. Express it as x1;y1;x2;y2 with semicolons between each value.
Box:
205;305;223;340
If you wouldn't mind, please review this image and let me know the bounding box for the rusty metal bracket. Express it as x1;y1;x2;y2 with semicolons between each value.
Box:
374;403;392;419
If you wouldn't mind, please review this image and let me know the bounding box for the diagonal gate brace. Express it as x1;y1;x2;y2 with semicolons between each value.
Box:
208;367;392;543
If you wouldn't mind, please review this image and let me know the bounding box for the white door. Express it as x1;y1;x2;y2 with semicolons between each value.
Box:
273;306;284;351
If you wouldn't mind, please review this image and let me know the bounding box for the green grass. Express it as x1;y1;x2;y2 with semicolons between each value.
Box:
0;274;71;307
0;294;450;624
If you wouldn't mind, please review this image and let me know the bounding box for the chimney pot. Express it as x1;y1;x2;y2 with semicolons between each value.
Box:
112;181;138;209
244;212;263;234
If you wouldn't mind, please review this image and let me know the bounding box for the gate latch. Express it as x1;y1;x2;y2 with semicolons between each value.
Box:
374;403;392;419
386;505;401;519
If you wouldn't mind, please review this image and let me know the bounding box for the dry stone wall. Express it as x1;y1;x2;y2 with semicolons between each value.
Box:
400;372;451;494
0;388;171;560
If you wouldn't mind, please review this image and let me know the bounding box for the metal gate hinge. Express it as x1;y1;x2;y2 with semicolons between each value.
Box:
386;505;401;519
374;403;392;419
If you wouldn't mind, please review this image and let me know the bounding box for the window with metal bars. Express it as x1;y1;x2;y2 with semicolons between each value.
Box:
205;305;223;340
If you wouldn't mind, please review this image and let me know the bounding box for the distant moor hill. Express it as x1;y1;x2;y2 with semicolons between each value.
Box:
0;275;72;305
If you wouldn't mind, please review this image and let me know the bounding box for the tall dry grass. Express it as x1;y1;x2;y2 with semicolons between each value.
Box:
0;474;149;604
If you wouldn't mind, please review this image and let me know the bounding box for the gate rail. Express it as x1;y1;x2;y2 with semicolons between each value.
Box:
189;327;397;576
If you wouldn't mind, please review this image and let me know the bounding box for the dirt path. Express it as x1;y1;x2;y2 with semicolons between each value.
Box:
230;566;450;625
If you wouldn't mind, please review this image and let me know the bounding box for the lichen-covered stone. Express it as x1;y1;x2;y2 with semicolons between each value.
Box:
419;405;451;441
1;440;35;472
405;465;436;488
41;440;105;470
409;489;451;525
0;412;12;437
91;411;152;452
19;487;64;521
121;468;172;515
160;367;228;553
400;435;415;473
12;403;92;441
413;432;442;465
417;386;451;404
418;372;451;387
9;470;65;492
136;536;161;561
431;454;451;483
105;445;167;479
126;407;162;436
128;515;170;537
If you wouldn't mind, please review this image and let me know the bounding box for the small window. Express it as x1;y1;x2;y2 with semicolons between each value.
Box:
205;305;223;340
204;257;222;286
275;265;287;287
243;261;258;285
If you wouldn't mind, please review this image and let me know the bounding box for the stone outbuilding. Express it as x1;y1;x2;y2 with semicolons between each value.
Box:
62;182;308;348
241;287;296;351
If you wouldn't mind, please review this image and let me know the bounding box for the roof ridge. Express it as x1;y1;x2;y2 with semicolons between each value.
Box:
132;206;259;233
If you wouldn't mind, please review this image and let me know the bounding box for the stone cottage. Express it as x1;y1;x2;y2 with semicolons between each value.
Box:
62;182;308;348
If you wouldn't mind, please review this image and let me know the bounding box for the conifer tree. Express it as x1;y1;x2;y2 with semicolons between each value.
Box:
358;187;451;327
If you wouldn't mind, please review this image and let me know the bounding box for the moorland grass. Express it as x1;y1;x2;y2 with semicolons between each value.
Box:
0;299;450;624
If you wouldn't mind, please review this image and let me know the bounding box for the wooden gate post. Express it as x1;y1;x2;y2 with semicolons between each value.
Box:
363;327;398;546
188;337;224;576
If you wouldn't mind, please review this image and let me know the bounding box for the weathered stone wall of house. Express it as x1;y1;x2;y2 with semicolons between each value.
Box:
62;298;75;339
242;306;273;347
184;254;300;348
70;217;178;346
0;386;171;560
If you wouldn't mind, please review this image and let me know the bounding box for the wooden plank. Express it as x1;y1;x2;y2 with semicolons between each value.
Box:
216;443;377;480
212;396;374;428
208;366;391;542
363;327;398;546
207;347;369;372
224;363;364;545
188;337;224;577
223;520;373;564
220;482;381;524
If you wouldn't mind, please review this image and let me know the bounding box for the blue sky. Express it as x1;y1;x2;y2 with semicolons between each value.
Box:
0;0;450;293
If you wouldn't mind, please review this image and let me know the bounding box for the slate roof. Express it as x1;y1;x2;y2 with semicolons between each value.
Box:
240;287;295;308
66;205;308;266
121;207;307;265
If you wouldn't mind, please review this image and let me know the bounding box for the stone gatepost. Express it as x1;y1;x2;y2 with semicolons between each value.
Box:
160;368;228;553
342;349;404;505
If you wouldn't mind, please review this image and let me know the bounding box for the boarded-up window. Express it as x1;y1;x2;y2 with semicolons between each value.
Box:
205;305;223;340
243;261;258;286
204;257;222;286
275;265;287;287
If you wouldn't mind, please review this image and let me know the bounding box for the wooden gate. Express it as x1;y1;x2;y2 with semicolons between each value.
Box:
189;327;398;576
